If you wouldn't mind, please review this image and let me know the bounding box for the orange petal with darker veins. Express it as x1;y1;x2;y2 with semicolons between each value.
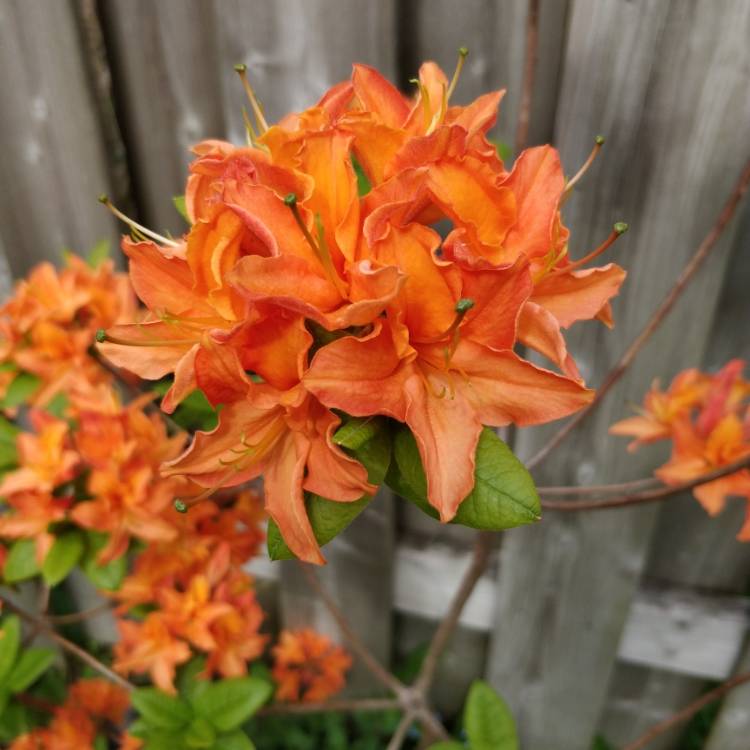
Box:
352;64;410;128
517;301;581;379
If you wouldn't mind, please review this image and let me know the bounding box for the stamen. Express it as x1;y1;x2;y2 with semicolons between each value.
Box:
418;297;476;347
551;222;628;275
446;46;469;101
96;329;197;348
409;78;433;131
98;195;181;248
241;106;258;146
284;194;347;297
234;63;269;133
173;466;240;512
561;135;605;201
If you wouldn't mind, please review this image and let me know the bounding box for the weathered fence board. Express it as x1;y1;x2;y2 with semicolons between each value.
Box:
0;0;120;275
705;638;750;750
486;1;750;747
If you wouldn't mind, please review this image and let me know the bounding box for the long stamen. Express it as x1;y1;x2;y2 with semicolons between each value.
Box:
174;466;241;513
409;78;433;131
561;135;605;201
551;222;628;275
98;195;180;248
95;329;197;348
284;194;347;297
241;106;258;145
234;63;269;133
446;46;469;101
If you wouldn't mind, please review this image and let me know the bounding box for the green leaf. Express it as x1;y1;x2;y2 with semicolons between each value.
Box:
171;389;220;432
464;680;518;750
94;736;108;750
0;615;21;684
0;416;20;471
191;677;272;732
86;239;110;268
176;657;207;704
428;743;464;750
333;416;381;451
42;530;85;586
489;139;513;163
7;647;56;692
267;422;391;560
185;716;215;748
142;730;188;750
386;426;540;530
351;156;371;197
221;731;256;750
173;195;190;223
0;701;33;742
2;373;41;409
4;539;40;583
45;393;70;420
81;531;127;590
131;688;193;730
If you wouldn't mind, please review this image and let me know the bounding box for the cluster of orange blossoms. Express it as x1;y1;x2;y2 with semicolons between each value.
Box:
9;678;132;750
100;59;627;564
272;628;352;703
611;359;750;538
113;491;268;692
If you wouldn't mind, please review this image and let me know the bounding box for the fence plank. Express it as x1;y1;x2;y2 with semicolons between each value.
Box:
485;1;750;746
0;0;119;276
705;638;750;750
102;0;399;696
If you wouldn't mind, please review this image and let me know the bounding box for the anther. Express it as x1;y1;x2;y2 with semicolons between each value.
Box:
614;221;629;235
95;329;106;343
174;499;188;513
234;62;269;133
455;298;475;314
98;194;180;248
552;223;628;275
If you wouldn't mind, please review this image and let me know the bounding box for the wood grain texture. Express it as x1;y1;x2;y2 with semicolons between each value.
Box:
705;639;750;750
0;0;120;276
486;1;750;746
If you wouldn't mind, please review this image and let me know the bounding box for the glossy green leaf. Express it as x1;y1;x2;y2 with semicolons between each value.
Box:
0;615;21;684
86;239;110;268
7;647;56;692
141;730;187;750
185;716;215;748
173;195;190;224
386;427;540;530
2;373;41;409
267;423;391;560
42;530;85;586
221;730;256;750
191;677;272;732
464;680;518;750
0;415;20;471
81;531;127;590
332;416;382;451
4;539;40;583
131;687;193;730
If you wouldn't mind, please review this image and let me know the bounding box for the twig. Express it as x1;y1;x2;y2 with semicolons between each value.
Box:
538;476;658;496
258;697;400;716
386;712;413;750
514;0;540;153
541;454;750;511
527;155;750;470
622;671;750;750
299;564;407;698
0;596;134;691
47;601;114;625
413;531;494;695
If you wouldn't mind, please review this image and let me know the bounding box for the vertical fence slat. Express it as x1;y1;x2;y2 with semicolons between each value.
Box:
705;638;750;750
104;0;399;696
0;0;119;276
485;0;750;746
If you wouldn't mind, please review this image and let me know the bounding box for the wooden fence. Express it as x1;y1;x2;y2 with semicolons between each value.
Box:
1;1;749;747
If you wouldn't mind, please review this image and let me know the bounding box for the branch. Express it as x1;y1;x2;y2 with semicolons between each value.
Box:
386;712;414;750
538;476;658;496
622;671;750;750
0;596;134;691
258;697;400;716
527;155;750;470
541;454;750;511
298;564;407;698
514;0;540;153
413;531;494;695
47;601;113;625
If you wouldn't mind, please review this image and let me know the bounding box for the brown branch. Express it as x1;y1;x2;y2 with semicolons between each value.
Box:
0;596;134;691
541;454;750;511
622;671;750;750
47;601;114;625
538;476;658;496
386;712;414;750
413;531;494;695
299;564;407;698
258;697;400;716
514;0;540;153
527;155;750;471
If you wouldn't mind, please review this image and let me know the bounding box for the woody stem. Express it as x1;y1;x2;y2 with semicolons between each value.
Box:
514;0;540;154
527;154;750;471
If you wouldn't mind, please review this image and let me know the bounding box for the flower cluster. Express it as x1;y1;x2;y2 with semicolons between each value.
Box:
100;58;626;564
9;678;131;750
113;490;267;692
272;628;352;703
611;359;750;538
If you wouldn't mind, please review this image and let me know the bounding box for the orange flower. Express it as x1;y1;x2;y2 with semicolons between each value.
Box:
272;629;351;703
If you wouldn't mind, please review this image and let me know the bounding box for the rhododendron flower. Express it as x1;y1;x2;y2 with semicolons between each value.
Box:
272;628;351;703
612;360;750;539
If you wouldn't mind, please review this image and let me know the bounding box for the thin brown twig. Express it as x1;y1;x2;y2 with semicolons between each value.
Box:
527;155;750;471
299;564;407;698
514;0;540;153
622;671;750;750
258;697;400;716
386;712;414;750
541;454;750;511
414;531;494;695
0;596;134;691
538;476;658;496
47;601;114;625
